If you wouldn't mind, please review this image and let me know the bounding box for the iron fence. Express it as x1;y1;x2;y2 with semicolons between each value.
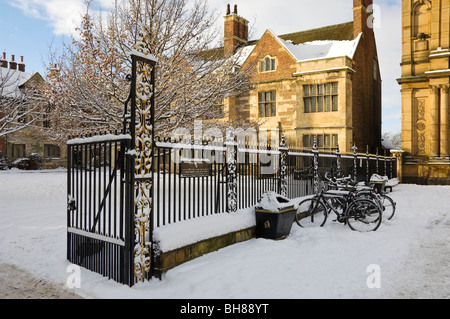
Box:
67;128;397;286
152;136;397;228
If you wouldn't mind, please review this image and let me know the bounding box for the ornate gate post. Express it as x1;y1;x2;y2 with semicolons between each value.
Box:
128;36;158;283
335;143;341;177
351;144;358;181
312;139;320;194
366;145;370;183
279;136;288;196
225;127;237;213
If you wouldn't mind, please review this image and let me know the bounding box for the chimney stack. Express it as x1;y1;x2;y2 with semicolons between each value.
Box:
0;52;7;68
224;4;249;55
353;0;373;38
18;56;25;72
9;55;17;70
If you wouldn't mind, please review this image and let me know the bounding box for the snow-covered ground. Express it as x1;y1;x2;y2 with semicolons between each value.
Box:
0;169;449;299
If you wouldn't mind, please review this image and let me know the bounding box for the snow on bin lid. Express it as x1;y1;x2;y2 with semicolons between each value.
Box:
255;191;294;212
370;174;388;183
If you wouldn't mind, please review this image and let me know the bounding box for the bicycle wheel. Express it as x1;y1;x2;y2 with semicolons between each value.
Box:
379;194;396;220
346;199;382;232
295;198;328;227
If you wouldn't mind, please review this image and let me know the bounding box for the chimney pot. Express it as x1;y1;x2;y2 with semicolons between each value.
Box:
9;55;17;70
226;4;230;15
18;56;25;72
0;52;7;68
234;5;238;14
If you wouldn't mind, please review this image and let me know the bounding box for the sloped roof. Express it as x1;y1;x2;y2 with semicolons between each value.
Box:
240;21;358;65
245;21;354;46
200;21;357;66
276;32;362;62
278;22;354;44
0;68;34;98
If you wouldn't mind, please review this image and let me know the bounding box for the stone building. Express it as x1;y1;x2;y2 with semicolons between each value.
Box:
397;0;450;184
0;53;66;169
221;0;382;153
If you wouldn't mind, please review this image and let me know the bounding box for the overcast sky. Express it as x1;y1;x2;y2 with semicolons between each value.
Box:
0;0;402;134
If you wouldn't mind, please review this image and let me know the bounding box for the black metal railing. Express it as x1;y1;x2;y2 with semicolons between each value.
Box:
67;129;397;286
152;137;397;228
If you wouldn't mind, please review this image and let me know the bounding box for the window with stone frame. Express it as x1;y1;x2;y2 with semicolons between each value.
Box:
9;143;26;158
303;82;338;113
258;91;276;117
44;144;60;158
259;56;276;73
302;133;338;150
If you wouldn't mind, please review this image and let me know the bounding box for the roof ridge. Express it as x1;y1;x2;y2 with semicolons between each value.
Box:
278;21;353;39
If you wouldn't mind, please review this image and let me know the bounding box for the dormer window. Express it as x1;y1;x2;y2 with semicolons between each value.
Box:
260;56;276;72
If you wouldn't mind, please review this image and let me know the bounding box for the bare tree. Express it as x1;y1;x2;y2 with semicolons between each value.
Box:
382;131;402;149
44;0;255;137
0;69;44;137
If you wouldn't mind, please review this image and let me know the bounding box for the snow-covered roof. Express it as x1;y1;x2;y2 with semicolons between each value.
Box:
274;30;362;62
234;45;255;66
235;29;362;67
0;68;35;98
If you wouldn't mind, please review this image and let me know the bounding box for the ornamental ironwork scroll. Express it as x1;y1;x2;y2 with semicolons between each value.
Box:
129;38;158;283
226;127;238;213
351;144;358;181
279;136;288;196
335;143;341;177
312;139;320;194
366;146;370;183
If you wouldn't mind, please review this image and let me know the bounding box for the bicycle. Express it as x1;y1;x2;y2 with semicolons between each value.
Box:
324;173;396;220
295;188;383;232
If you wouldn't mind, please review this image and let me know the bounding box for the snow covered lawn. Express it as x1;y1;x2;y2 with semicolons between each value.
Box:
0;169;449;299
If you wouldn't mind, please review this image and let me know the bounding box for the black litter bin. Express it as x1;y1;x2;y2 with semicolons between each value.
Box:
254;192;296;240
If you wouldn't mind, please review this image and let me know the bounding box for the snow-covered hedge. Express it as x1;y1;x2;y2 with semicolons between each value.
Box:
9;153;42;170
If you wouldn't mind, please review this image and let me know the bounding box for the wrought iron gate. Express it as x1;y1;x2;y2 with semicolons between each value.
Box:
67;42;157;286
66;132;134;285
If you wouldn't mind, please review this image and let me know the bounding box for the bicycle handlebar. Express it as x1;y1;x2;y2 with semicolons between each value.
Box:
323;172;355;184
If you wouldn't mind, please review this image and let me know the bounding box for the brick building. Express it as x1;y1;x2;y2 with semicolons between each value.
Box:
221;1;382;153
0;53;66;169
397;0;450;184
